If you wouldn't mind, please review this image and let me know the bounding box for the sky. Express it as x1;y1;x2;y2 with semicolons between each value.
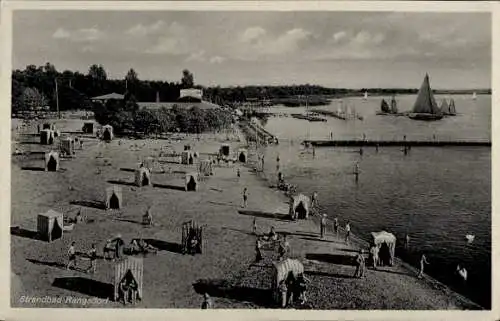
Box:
12;10;491;89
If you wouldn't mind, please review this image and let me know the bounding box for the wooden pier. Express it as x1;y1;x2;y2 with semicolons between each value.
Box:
303;139;491;147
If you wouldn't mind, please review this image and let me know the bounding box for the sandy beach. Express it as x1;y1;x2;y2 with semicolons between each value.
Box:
10;118;480;309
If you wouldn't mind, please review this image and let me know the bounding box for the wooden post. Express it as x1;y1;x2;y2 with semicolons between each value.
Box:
55;79;60;119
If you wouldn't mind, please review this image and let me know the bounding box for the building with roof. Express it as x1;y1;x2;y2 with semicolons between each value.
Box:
91;92;125;103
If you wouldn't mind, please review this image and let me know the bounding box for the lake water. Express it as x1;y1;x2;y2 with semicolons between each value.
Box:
258;94;491;308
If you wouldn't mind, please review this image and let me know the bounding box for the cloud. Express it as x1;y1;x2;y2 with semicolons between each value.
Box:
126;20;165;37
186;50;206;62
52;26;104;42
52;28;70;39
144;22;189;55
240;26;267;43
209;56;225;64
332;31;347;43
235;27;312;59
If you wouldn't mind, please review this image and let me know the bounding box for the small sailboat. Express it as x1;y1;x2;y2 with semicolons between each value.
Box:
390;96;398;114
440;99;449;114
408;73;443;121
377;99;391;114
472;92;477;100
363;91;368;100
449;98;457;115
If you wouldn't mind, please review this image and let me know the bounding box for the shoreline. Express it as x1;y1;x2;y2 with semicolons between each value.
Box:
240;127;484;310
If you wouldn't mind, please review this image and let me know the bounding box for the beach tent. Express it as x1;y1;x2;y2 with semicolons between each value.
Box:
271;258;304;304
54;130;61;138
184;144;191;151
82;122;94;134
44;151;60;172
135;167;152;187
40;129;55;145
181;151;194;165
289;194;310;220
37;209;64;242
370;231;396;266
102;125;114;141
198;159;213;176
60;137;75;156
113;256;143;302
105;186;123;210
185;172;198;191
238;148;248;163
220;144;230;157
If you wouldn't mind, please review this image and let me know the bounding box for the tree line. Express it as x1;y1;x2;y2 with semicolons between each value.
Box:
11;62;491;113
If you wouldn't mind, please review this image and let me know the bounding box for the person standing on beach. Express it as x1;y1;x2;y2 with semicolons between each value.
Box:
242;187;248;208
417;254;430;278
201;293;213;309
66;241;77;270
253;217;257;235
405;234;410;251
345;221;351;244
237;167;241;178
320;214;327;239
353;249;366;278
333;217;339;238
370;244;379;269
255;238;263;263
86;243;97;274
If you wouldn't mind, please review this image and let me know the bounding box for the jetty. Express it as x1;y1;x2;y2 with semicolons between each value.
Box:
303;139;491;147
310;109;347;120
240;120;278;144
291;113;327;122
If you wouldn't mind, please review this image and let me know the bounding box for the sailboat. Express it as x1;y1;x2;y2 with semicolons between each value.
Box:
472;92;477;100
390;96;398;114
363;91;368;100
408;73;443;121
448;98;457;115
440;99;449;115
377;99;391;115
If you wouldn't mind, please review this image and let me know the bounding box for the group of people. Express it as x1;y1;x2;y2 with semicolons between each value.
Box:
66;241;98;274
319;214;351;243
278;272;310;308
118;276;139;305
255;226;288;263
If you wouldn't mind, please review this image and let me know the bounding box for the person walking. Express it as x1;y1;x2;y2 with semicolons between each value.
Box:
370;244;379;269
86;243;97;274
237;167;241;178
255;238;263;263
320;214;327;239
417;254;430;279
353;249;366;278
253;217;257;235
405;234;411;251
201;293;213;309
242;187;248;208
345;221;351;244
278;235;290;260
278;280;288;308
66;241;77;270
333;217;339;238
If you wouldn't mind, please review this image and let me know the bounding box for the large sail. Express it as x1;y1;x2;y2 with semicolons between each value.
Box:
364;91;368;100
440;99;449;114
390;96;398;113
381;99;390;113
412;74;441;114
449;99;456;114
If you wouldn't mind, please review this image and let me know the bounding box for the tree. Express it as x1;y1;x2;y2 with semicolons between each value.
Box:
125;68;138;84
88;64;107;81
21;87;48;110
181;69;194;88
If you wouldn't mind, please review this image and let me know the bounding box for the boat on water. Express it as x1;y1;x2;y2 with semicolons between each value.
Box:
408;73;444;121
449;98;457;115
472;92;477;100
376;96;407;116
363;91;368;100
441;98;457;116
